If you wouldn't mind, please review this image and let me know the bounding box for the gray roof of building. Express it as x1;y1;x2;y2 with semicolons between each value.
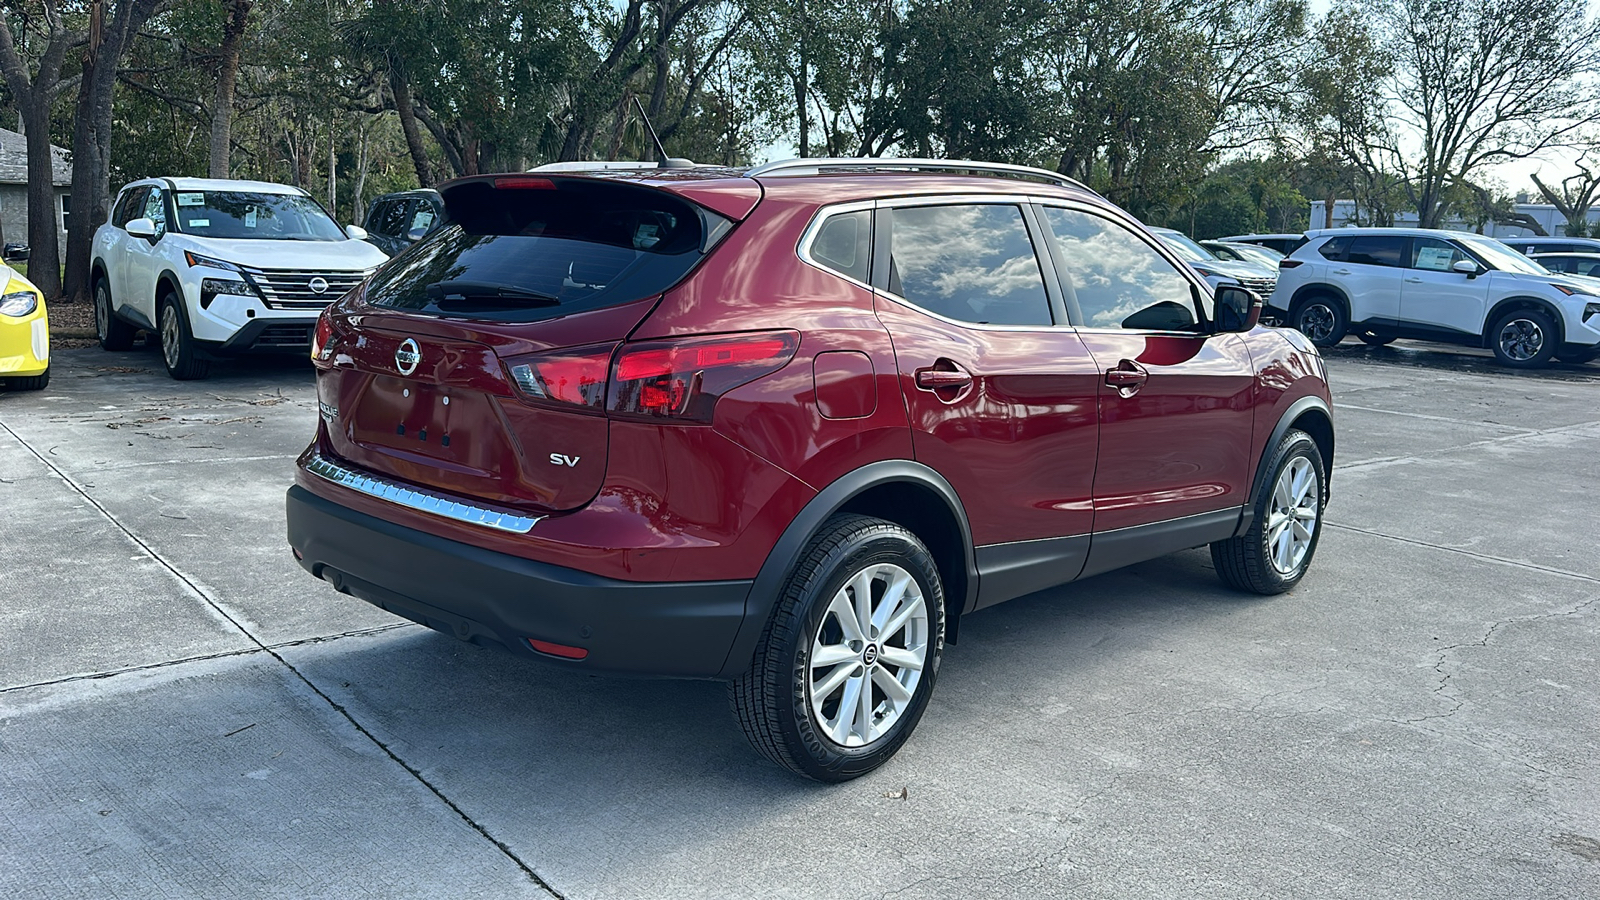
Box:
0;127;72;186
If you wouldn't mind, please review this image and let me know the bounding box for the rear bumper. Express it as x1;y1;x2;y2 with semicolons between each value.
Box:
285;484;753;676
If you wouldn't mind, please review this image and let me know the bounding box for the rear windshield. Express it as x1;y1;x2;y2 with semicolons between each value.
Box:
170;191;346;241
365;179;727;322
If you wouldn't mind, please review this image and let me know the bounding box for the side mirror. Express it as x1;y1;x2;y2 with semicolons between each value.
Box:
125;218;159;240
1214;284;1263;333
346;225;369;240
1452;258;1481;278
405;224;430;242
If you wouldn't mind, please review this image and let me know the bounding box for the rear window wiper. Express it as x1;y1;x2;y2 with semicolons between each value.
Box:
427;280;560;305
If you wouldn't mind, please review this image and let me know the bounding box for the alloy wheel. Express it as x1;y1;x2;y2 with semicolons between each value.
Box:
1497;318;1544;362
808;562;930;748
1266;457;1319;575
95;286;109;340
1298;304;1335;343
161;305;182;370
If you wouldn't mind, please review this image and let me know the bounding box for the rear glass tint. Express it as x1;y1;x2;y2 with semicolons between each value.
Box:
366;180;727;322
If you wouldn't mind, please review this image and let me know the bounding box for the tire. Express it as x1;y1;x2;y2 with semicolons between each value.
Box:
1488;308;1558;368
1211;428;1326;595
2;366;49;391
729;514;945;782
1291;295;1348;348
158;292;210;380
95;278;136;351
1358;331;1395;347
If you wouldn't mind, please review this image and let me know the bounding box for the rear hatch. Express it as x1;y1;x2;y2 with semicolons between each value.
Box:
315;173;748;512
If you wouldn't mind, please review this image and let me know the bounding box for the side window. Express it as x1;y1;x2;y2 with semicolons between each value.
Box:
1409;238;1467;272
888;204;1052;327
114;188;147;229
808;209;871;284
375;200;410;238
1345;236;1404;267
363;200;389;234
1318;236;1351;261
1579;260;1600;278
1041;206;1200;331
407;202;437;240
143;187;167;235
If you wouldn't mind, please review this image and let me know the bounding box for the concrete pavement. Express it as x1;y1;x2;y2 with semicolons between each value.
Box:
2;341;1597;898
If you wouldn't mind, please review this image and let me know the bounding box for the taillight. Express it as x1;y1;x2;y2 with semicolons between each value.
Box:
310;308;335;362
506;344;615;410
609;331;799;422
1278;259;1303;269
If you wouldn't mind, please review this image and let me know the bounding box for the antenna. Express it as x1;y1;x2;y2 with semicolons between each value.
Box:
632;96;693;169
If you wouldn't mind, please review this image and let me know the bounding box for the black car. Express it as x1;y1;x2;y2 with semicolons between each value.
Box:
362;189;445;256
1499;236;1600;256
1531;252;1600;279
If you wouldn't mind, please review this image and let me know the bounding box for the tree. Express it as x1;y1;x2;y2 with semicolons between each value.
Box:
0;1;82;298
1379;0;1600;228
208;0;251;177
1531;156;1600;237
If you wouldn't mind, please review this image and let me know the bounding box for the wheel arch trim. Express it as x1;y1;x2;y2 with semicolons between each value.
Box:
716;459;978;678
1484;296;1566;347
1290;283;1353;320
1239;395;1334;536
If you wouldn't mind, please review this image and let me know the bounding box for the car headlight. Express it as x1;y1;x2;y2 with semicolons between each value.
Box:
201;277;253;296
1585;302;1600;324
1551;282;1600;298
0;290;38;318
184;250;242;272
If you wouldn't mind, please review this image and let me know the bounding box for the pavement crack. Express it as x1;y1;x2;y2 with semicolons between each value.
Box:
0;420;563;898
1324;522;1600;584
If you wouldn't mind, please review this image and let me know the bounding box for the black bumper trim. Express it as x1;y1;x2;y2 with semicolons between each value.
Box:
286;485;753;677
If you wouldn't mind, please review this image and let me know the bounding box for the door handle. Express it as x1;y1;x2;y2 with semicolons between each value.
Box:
1105;359;1148;395
1404;277;1423;283
915;365;973;390
1334;268;1351;275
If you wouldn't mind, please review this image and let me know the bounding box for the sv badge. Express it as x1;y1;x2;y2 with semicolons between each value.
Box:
550;453;581;467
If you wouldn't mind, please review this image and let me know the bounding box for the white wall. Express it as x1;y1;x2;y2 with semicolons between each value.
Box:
1308;199;1600;237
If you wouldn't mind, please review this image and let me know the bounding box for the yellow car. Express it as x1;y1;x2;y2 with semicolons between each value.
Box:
0;264;48;391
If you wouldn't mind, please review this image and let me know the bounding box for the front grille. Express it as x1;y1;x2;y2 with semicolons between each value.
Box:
253;324;314;347
242;266;369;310
1234;275;1277;295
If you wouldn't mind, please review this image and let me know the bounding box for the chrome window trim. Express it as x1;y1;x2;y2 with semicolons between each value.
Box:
795;199;879;293
305;453;543;534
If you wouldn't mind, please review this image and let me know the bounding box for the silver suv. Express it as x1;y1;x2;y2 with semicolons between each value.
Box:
1270;227;1600;367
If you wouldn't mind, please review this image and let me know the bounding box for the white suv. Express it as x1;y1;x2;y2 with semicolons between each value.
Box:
1270;227;1600;367
92;178;389;379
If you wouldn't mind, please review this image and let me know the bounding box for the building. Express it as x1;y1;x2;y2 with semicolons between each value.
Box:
0;126;73;262
1308;199;1600;238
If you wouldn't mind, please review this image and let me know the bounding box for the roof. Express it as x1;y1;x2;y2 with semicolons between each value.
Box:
0;127;71;187
1303;227;1493;241
1529;251;1600;258
124;177;309;195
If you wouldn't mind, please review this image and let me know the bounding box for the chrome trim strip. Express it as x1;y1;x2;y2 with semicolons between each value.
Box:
305;453;543;534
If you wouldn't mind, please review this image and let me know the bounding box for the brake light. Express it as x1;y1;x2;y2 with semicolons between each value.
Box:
311;308;335;362
610;331;799;422
1278;259;1303;269
493;176;556;190
506;344;614;409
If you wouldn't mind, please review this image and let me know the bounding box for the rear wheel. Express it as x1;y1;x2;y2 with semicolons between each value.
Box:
730;514;945;782
1211;429;1325;595
159;292;210;380
1291;295;1347;348
95;278;136;351
1488;308;1557;368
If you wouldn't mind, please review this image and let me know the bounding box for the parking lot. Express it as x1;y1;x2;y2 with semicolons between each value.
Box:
3;340;1598;899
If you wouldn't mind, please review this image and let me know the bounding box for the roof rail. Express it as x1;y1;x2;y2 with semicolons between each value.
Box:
745;158;1096;195
531;158;698;172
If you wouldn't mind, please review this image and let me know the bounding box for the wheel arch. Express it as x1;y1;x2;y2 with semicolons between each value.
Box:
155;269;188;305
1242;395;1334;535
1289;283;1352;321
1483;296;1566;349
717;460;978;678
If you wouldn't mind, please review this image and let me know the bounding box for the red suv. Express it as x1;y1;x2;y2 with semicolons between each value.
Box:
286;159;1334;781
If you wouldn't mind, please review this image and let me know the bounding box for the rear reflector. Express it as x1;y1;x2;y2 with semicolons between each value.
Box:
493;176;556;190
529;638;589;659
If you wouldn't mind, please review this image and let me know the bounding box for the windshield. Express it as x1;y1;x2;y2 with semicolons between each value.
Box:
1155;231;1215;263
171;191;347;241
1229;243;1284;265
1460;237;1548;275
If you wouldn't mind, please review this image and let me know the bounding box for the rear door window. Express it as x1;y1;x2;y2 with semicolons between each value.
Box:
1345;236;1405;267
1318;236;1352;261
365;179;728;322
886;204;1053;326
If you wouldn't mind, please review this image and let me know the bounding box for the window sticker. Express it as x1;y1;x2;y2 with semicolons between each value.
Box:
244;210;257;228
187;218;211;228
1416;246;1455;271
177;192;205;207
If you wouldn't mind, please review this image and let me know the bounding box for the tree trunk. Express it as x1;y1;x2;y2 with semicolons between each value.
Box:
208;0;252;179
1324;189;1336;228
21;105;62;299
351;120;369;224
389;65;432;187
326;131;337;213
